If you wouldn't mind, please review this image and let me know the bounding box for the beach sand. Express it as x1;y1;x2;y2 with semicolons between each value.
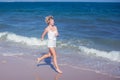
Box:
0;55;119;80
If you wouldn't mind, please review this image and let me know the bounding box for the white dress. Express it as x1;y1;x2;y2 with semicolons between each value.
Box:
47;30;57;48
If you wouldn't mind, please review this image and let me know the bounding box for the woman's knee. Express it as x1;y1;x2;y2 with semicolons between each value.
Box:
48;53;51;57
53;54;57;59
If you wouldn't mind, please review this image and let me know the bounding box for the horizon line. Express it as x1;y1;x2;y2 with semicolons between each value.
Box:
0;1;120;2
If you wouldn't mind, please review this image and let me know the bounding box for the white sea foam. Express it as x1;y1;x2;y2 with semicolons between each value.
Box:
0;32;120;62
79;46;120;62
0;32;47;46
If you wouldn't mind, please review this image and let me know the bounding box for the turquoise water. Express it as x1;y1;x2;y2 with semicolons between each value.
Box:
0;2;120;77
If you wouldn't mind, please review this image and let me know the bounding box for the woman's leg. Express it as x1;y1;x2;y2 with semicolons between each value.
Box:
49;47;62;73
37;53;51;63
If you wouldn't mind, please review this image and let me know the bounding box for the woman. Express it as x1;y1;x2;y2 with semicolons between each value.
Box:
37;16;62;73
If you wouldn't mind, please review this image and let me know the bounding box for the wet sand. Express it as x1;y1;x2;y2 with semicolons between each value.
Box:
0;55;119;80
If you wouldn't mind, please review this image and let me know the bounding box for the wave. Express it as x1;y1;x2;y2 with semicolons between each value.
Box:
0;32;120;62
0;32;47;46
79;46;120;62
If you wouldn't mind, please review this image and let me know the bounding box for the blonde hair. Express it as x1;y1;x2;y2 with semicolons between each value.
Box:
45;15;54;24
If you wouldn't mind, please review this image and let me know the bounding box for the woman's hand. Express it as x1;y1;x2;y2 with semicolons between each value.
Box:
55;33;59;37
41;27;48;41
55;26;59;37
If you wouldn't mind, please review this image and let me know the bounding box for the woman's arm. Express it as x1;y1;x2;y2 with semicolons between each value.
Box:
41;28;48;40
55;26;59;37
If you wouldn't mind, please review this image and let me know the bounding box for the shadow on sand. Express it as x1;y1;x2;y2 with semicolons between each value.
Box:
37;53;57;72
36;53;62;80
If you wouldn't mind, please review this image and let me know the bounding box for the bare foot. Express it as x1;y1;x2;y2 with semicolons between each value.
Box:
37;58;41;63
56;68;62;74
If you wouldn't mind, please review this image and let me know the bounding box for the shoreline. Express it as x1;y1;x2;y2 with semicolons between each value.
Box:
0;55;119;80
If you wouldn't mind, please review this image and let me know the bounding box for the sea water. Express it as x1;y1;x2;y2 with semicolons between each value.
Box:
0;2;120;77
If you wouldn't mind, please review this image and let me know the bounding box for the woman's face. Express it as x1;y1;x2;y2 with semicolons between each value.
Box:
49;19;54;25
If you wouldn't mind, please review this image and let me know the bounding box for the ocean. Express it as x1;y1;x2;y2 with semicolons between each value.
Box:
0;2;120;77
